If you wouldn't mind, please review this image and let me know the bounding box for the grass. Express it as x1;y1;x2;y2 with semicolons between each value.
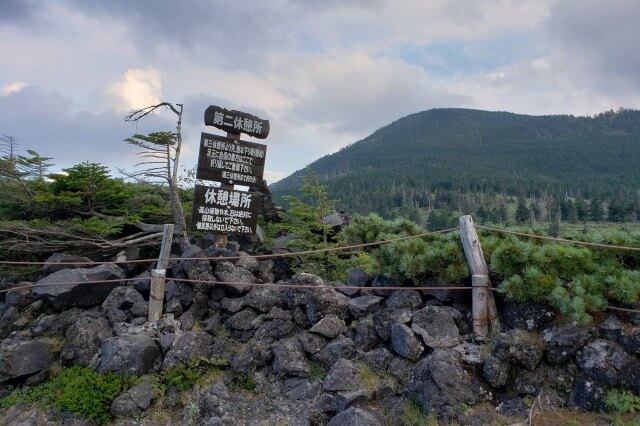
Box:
229;373;257;392
308;361;326;382
357;362;399;396
401;398;438;426
605;389;640;414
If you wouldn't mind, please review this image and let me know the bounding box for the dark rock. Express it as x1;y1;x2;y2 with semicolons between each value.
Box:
348;294;384;318
254;319;294;341
409;349;484;419
491;329;545;370
60;314;113;366
388;357;413;387
482;354;510;388
235;252;259;272
110;379;154;417
165;281;196;308
323;358;361;392
255;260;275;284
5;287;36;310
273;337;309;378
215;261;255;294
98;335;161;375
298;331;327;355
231;339;273;373
130;317;146;326
495;396;528;419
501;301;555;331
188;291;210;319
33;264;125;309
598;314;624;341
386;290;422;310
313;337;355;369
243;287;285;313
373;308;412;341
452;342;484;366
264;307;292;321
569;378;606;411
272;257;293;282
106;308;127;325
511;365;576;395
420;277;467;304
292;306;311;328
411;305;461;349
360;348;393;371
220;297;244;314
306;288;349;324
575;339;633;386
227;308;258;331
181;245;216;283
129;300;148;318
310;314;347;338
350;321;380;351
102;286;144;312
43;252;92;275
130;271;151;295
346;267;370;287
328;407;381;426
543;323;592;365
179;311;196;331
620;328;640;355
390;324;424;360
31;308;84;337
334;389;370;413
371;274;399;297
0;335;54;384
162;332;213;369
0;307;19;339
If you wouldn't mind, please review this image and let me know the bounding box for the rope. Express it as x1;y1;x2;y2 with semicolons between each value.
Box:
478;225;640;252
0;227;459;267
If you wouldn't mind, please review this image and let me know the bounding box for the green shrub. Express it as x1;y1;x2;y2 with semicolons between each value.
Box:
230;373;257;391
605;389;640;413
0;365;134;424
308;361;327;382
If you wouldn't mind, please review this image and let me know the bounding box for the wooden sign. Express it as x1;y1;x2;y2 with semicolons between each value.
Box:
196;132;267;187
190;185;261;233
204;105;270;139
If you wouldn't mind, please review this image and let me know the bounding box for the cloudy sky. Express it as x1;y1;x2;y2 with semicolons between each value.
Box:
1;0;639;183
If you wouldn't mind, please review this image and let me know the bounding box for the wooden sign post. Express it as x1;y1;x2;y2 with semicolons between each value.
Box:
191;106;270;248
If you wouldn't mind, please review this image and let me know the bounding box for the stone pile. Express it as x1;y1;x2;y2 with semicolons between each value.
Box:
0;241;638;425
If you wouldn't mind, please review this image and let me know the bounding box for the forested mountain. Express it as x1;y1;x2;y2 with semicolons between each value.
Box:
271;108;640;228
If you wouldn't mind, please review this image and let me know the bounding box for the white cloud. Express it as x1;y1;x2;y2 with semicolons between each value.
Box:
106;68;163;112
1;81;28;96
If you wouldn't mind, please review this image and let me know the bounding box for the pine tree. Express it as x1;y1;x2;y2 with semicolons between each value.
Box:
515;198;530;224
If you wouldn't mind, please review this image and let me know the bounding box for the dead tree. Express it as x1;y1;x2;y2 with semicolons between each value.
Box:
123;103;188;247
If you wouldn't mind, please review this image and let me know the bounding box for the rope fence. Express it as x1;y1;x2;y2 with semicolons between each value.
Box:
0;227;459;267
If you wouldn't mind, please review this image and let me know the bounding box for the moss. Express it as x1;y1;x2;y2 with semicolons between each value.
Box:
401;398;438;426
308;361;327;382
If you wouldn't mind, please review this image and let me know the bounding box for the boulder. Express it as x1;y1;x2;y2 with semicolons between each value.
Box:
350;321;380;352
371;274;399;297
409;349;484;419
312;337;355;369
333;389;370;413
272;337;309;378
43;252;92;275
348;294;384;318
327;407;381;426
360;348;393;371
254;319;294;341
491;329;545;370
227;308;258;331
181;245;216;283
215;261;255;294
305;288;350;324
162;332;213;369
482;354;510;388
60;314;113;366
323;358;361;392
411;305;461;349
102;286;145;312
310;314;347;338
569;378;606;411
298;331;327;355
0;335;54;384
97;335;161;375
391;324;424;360
33;264;125;309
231;339;273;373
243;287;285;313
575;339;633;386
501;301;555;331
31;308;85;337
110;379;154;417
346;267;370;287
543;323;592;365
373;308;412;341
385;290;422;310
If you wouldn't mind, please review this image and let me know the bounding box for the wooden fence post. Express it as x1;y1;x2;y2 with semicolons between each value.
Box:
148;224;174;322
459;215;500;337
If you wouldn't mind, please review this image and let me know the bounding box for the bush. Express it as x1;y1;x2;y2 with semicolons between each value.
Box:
0;365;134;424
605;389;640;413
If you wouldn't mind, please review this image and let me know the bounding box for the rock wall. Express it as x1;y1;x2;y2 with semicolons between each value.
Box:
0;242;638;425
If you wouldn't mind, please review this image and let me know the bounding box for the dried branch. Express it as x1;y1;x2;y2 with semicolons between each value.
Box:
124;102;180;123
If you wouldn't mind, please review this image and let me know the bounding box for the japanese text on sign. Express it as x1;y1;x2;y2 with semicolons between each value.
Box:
190;185;260;234
196;132;267;187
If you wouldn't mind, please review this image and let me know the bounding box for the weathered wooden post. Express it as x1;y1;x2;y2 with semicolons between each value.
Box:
148;223;174;322
459;215;500;337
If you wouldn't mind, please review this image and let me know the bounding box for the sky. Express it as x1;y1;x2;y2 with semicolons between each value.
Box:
1;0;639;184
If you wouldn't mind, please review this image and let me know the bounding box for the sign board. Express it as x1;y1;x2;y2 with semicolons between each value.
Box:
204;105;270;139
190;185;261;233
196;132;267;187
